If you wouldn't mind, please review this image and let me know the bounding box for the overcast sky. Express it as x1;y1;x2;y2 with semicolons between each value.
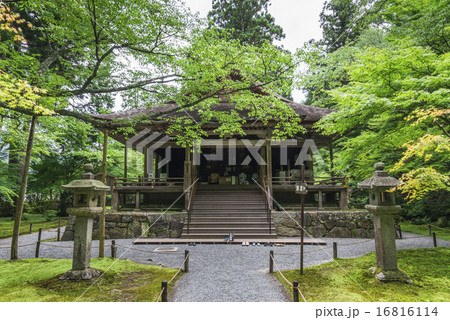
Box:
184;0;327;102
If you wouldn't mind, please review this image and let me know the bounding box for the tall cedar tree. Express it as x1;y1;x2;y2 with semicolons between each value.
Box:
208;0;285;46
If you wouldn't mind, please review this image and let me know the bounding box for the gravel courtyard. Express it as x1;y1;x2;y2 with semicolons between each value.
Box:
1;229;448;302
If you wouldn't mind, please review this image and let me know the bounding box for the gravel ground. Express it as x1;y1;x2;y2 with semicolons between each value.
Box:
0;231;448;302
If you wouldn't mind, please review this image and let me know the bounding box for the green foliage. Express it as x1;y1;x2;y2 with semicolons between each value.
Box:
401;191;450;224
381;0;450;54
302;0;450;223
163;28;304;145
208;0;285;46
44;210;57;222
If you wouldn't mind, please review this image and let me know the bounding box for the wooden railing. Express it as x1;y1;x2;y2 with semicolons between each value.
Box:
114;177;184;189
272;176;347;186
186;180;197;235
262;175;272;234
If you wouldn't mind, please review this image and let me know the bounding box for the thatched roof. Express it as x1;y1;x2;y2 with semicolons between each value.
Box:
92;96;334;124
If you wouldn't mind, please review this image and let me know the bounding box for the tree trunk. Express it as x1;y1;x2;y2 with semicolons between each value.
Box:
11;115;37;260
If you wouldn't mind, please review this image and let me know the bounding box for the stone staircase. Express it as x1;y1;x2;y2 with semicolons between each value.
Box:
181;187;276;240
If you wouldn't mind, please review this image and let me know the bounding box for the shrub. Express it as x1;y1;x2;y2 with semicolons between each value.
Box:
45;210;58;222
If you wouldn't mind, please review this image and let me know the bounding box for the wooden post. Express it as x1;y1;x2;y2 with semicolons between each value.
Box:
329;143;334;177
184;250;189;272
433;232;437;247
111;240;117;258
184;146;192;210
293;281;299;302
266;138;273;208
57;219;61;242
135;191;140;210
300;164;305;276
333;242;337;260
318;190;323;209
269;250;273;273
29;223;33;234
339;189;349;209
124;146;128;179
427;224;432;235
111;190;119;211
143;147;148;178
35;228;42;258
161;281;168;302
99;129;108;258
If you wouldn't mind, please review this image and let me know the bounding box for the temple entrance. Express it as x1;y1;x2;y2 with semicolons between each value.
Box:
196;146;262;186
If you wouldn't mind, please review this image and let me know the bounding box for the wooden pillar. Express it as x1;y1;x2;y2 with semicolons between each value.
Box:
329;143;334;177
143;147;148;178
111;190;119;211
318;190;323;209
155;153;160;178
266;138;273;209
124;146;128;179
339;189;348;209
184;146;192;210
99;129;108;258
259;145;267;181
135;191;140;210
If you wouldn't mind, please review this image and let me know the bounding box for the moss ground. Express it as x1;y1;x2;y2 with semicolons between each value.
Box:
400;222;450;241
0;215;67;239
0;258;180;302
276;248;450;302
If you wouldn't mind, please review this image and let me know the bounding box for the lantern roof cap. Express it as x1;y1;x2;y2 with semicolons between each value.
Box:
62;163;110;191
358;162;400;189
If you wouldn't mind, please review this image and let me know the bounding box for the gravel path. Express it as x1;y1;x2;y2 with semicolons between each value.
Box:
0;231;448;302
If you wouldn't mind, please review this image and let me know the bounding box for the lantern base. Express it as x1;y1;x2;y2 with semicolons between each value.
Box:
369;266;413;284
60;268;101;281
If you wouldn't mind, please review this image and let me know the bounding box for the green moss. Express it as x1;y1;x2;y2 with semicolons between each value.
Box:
0;215;67;239
0;258;181;302
400;222;450;241
275;248;450;302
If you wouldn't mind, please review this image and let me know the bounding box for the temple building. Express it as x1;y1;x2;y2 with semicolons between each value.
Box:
91;94;348;240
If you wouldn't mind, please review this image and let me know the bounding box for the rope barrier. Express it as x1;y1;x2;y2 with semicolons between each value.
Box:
273;245;333;256
40;243;99;249
40;243;73;249
338;239;374;246
155;287;165;302
270;253;307;302
429;225;450;232
155;253;189;302
116;244;185;255
304;245;333;253
401;235;430;239
168;253;189;285
296;287;307;303
0;243;36;249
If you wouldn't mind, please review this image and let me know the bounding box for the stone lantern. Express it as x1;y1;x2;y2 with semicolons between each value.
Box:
358;162;411;283
60;164;110;280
